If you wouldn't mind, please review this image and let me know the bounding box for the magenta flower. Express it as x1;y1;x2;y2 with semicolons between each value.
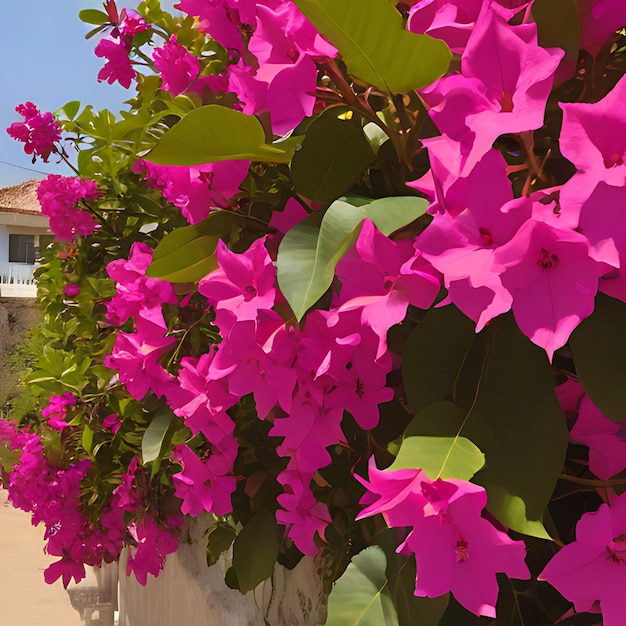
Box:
276;468;332;556
422;9;563;173
95;36;136;89
63;283;81;298
7;102;61;162
199;237;277;322
153;35;200;96
356;460;530;617
570;394;626;480
540;493;626;626
135;158;249;225
559;75;626;218
577;182;626;302
118;8;148;38
577;0;626;56
175;0;249;52
37;175;100;242
41;393;76;431
335;220;440;357
126;515;180;586
416;149;529;330
172;444;236;517
495;218;609;360
102;413;122;435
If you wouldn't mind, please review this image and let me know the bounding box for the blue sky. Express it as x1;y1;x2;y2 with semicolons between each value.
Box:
0;0;178;188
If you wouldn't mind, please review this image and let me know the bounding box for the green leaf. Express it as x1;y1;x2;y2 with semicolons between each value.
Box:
147;211;246;283
277;196;427;320
532;0;579;69
402;312;568;536
146;105;294;166
293;0;451;94
141;410;173;464
78;9;110;25
570;294;626;423
232;509;279;593
82;425;94;455
291;109;375;202
390;404;485;481
326;546;398;626
57;101;81;121
206;523;237;567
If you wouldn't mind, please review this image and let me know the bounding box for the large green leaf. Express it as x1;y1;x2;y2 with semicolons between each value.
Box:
232;509;279;593
570;294;626;423
293;0;451;94
142;410;173;464
291;109;375;202
276;196;428;320
402;311;568;537
403;305;476;413
146;105;295;165
533;0;579;69
326;546;398;626
389;403;485;481
147;211;246;283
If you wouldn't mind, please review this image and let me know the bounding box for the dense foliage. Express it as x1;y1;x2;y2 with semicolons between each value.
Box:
3;0;626;623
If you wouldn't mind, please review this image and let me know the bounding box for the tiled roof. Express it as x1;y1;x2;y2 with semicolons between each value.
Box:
0;179;41;215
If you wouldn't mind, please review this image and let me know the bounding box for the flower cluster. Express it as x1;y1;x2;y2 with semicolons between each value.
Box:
6;102;61;162
36;174;100;242
5;0;626;622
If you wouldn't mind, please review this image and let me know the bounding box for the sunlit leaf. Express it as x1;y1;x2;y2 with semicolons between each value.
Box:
146;105;294;165
293;0;451;93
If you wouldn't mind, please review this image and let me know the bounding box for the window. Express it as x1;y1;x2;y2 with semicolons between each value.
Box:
9;234;35;264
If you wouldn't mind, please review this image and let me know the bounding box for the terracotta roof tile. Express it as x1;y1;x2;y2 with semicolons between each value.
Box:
0;179;41;215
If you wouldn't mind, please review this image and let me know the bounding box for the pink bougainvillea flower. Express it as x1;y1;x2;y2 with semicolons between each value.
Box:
540;493;626;626
559;75;626;218
118;8;148;38
225;0;337;136
63;283;81;298
153;35;200;96
570;394;626;480
126;515;180;586
335;220;440;357
276;468;332;556
41;393;76;431
37;174;99;242
95;36;136;88
416;149;529;330
577;0;626;56
407;0;483;54
577;182;626;302
422;9;563;174
356;460;530;617
172;444;236;517
175;0;250;52
495;218;608;360
199;237;276;322
135;159;249;225
102;413;122;435
104;314;177;401
7;102;61;162
105;241;178;326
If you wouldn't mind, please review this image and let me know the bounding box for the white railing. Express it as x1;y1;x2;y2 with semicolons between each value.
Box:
0;265;37;297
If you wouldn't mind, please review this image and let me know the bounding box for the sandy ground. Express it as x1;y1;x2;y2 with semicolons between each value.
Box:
0;489;83;626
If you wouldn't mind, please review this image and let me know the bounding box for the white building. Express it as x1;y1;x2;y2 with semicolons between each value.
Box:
0;180;51;298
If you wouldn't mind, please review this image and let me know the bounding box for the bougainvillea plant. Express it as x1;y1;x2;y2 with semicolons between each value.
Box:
3;0;626;623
